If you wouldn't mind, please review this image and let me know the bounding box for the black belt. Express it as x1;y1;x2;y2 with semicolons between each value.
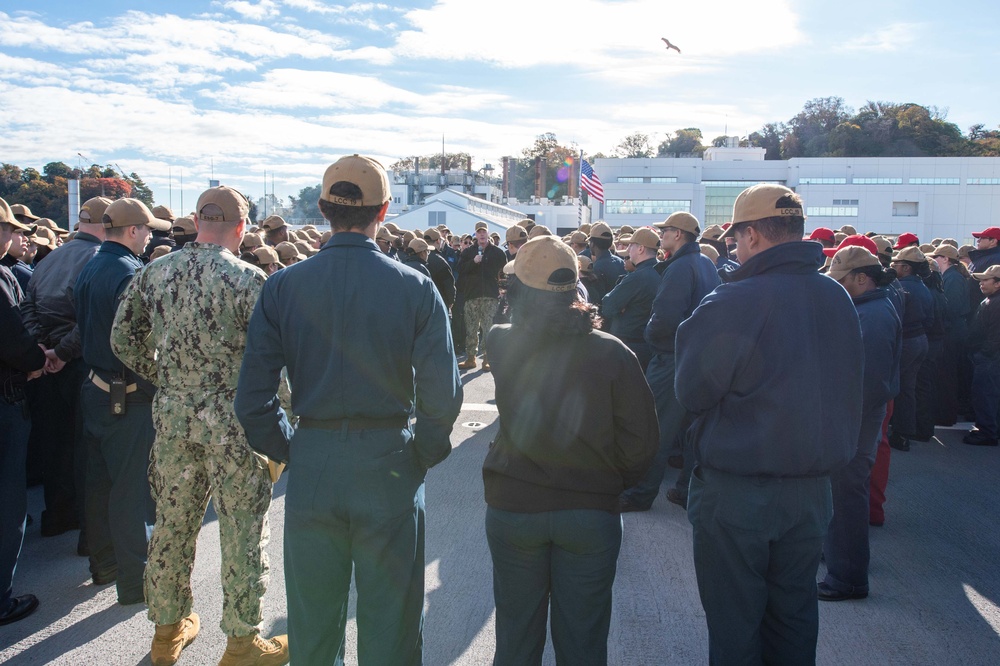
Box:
299;415;408;431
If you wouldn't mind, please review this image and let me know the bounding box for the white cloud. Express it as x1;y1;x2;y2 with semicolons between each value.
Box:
393;0;803;70
837;22;921;53
220;0;281;20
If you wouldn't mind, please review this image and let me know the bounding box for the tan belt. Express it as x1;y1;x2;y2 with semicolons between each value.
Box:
89;370;137;394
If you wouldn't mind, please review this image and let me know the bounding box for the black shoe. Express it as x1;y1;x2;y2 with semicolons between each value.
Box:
817;582;868;602
667;455;684;470
888;433;910;452
665;487;688;509
40;510;79;537
92;569;118;586
963;431;999;446
25;514;33;527
618;495;651;513
0;594;39;625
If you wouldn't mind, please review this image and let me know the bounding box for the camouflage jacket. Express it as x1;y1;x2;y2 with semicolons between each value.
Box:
111;242;266;446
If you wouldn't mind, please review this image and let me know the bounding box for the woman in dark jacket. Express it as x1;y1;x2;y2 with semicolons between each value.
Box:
483;236;658;666
821;246;901;601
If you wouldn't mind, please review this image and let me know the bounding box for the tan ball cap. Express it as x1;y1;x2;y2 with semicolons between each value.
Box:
569;231;588;245
10;203;39;221
721;184;803;238
929;244;959;261
79;197;113;225
262;215;286;231
0;197;32;231
507;236;579;293
242;233;263;249
628;227;660;250
274;241;303;263
701;224;725;241
654;211;700;235
103;198;171;231
423;227;442;242
35;218;69;235
149;245;172;261
31;226;58;247
699;244;720;262
253;246;280;265
528;224;552;239
172;215;197;236
828;246;880;281
972;265;1000;281
893;246;926;263
321;154;390;206
197;186;249;223
589;221;613;241
151;205;175;222
505;225;528;244
408;238;429;253
376;226;396;242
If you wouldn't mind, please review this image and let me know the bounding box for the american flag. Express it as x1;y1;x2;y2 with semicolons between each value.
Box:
580;159;604;203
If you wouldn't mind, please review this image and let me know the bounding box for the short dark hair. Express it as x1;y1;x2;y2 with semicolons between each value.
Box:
589;237;612;252
104;226;130;240
317;182;383;231
850;265;897;288
734;194;805;243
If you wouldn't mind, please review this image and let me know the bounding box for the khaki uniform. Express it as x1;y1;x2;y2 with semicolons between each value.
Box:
111;242;271;637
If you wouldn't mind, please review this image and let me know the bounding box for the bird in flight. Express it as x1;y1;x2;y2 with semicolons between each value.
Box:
661;38;681;53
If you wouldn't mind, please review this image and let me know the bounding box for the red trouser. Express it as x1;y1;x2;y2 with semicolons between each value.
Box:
869;400;894;525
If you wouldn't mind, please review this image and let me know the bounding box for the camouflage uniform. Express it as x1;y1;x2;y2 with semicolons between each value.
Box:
465;297;498;356
110;242;271;637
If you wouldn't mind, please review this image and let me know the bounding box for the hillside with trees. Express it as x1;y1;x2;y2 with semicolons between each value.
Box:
0;162;153;227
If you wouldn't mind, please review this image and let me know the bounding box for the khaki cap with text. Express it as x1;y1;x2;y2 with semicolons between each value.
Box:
320;154;390;206
721;184;803;239
197;186;249;223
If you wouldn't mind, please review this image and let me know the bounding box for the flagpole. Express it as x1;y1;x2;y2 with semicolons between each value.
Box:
578;150;584;228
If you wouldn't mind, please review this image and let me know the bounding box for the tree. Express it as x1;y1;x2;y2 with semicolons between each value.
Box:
657;128;705;157
614;132;653;158
781;97;853;157
43;161;73;183
290;184;322;220
124;172;154;207
510;132;580;201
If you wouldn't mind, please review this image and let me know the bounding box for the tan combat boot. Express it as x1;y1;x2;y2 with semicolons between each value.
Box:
150;612;200;666
218;633;289;666
457;356;477;370
481;354;491;372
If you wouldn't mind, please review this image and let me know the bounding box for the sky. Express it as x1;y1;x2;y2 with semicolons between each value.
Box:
1;0;997;212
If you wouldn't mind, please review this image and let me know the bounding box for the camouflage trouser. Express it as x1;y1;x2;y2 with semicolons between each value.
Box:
145;437;272;637
465;296;498;356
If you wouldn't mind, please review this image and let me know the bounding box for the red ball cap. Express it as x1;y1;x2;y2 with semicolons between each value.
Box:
823;234;879;258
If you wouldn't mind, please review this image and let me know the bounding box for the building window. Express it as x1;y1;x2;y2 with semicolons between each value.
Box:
908;178;959;185
853;177;902;184
615;176;679;183
968;178;1000;185
393;197;400;204
605;199;691;215
832;199;859;206
892;202;919;217
428;211;446;225
800;177;847;184
704;180;783;187
806;206;858;217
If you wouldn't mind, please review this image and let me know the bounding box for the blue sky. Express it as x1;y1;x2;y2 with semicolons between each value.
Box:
0;0;996;211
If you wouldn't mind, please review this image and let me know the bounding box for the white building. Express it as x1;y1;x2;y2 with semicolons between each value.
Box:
594;150;1000;243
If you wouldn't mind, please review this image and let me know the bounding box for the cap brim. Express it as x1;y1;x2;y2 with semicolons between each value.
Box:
719;224;738;240
148;218;172;232
822;248;838;258
502;260;515;275
7;218;35;232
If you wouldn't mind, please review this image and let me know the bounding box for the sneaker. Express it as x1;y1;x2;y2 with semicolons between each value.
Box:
150;612;200;666
218;633;289;666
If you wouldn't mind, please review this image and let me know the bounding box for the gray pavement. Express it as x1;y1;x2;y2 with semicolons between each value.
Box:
2;368;1000;664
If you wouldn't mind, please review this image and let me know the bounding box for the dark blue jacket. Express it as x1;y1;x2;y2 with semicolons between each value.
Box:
601;257;659;342
74;241;154;398
897;274;934;339
853;287;902;412
644;241;720;355
235;232;462;466
969;244;1000;273
0;255;32;293
675;242;863;477
590;251;626;303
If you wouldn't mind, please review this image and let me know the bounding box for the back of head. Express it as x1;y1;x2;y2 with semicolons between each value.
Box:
318;154;391;232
